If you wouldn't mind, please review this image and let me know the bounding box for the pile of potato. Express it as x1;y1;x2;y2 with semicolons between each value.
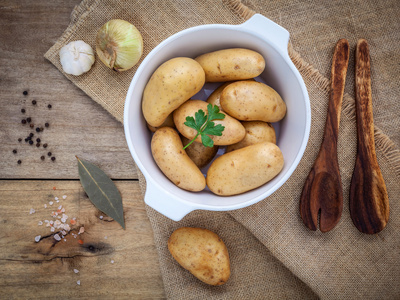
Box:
142;48;286;196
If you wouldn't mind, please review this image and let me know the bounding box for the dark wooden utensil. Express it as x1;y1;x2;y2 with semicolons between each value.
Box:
349;39;389;234
300;39;349;232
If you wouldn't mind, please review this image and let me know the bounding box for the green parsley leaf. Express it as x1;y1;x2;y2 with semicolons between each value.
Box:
183;104;225;149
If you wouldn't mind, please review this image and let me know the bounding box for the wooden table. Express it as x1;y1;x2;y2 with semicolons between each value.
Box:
0;1;166;298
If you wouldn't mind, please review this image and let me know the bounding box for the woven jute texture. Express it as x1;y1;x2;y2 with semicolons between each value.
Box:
45;0;400;299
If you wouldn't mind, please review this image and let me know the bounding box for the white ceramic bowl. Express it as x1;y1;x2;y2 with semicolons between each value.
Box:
124;14;311;221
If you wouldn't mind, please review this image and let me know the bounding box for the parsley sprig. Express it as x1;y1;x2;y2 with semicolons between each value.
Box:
183;104;225;149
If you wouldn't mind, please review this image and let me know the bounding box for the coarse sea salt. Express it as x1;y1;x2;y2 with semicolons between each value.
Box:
63;195;67;199
54;234;61;241
111;260;115;264
77;280;81;285
35;235;41;242
99;216;103;220
38;221;43;226
29;208;35;214
49;201;53;206
74;269;79;274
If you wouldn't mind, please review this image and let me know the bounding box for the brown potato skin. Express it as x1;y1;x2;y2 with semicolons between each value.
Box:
173;100;245;146
168;227;231;286
142;57;205;127
207;142;284;196
226;121;276;152
220;81;287;122
195;48;265;82
181;136;219;168
151;127;206;192
147;113;175;132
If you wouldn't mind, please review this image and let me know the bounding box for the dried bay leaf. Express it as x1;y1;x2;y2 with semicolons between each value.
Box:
76;156;125;229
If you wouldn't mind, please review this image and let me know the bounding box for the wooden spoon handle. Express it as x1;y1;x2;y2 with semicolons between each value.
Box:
349;39;389;234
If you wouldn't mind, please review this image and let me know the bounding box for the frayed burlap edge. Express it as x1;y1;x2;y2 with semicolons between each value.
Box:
224;0;400;178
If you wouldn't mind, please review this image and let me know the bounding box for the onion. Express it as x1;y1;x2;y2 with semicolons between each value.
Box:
96;19;143;72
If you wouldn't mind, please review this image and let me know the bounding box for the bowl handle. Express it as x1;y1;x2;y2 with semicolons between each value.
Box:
240;14;290;56
144;180;196;221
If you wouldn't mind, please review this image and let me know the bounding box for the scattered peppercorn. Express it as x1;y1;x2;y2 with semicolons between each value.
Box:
41;156;45;160
36;138;41;143
21;108;26;113
32;100;37;105
17;160;22;164
24;138;28;142
48;152;52;157
43;143;48;148
36;143;41;147
30;124;34;128
12;149;17;154
29;133;34;138
51;157;56;161
18;138;22;142
27;136;31;141
29;140;34;145
45;123;49;128
23;91;28;96
27;117;31;123
48;104;52;109
21;119;26;124
36;127;40;132
40;127;44;131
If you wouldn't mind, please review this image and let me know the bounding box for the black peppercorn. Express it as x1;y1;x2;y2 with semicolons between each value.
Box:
40;127;44;132
48;104;52;109
36;143;40;147
21;119;26;124
45;123;49;128
27;117;31;123
29;140;33;145
23;91;28;96
32;100;37;105
18;138;22;142
17;160;22;164
51;157;56;161
41;156;45;160
43;143;48;148
29;133;34;137
29;124;34;128
47;152;52;156
36;138;41;143
36;127;40;132
27;136;31;141
24;138;28;142
21;108;26;113
12;149;17;154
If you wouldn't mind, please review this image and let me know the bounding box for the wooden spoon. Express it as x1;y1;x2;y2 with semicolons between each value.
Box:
349;39;389;234
300;39;349;232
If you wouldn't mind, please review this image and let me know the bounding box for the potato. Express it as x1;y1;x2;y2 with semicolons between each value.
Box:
220;81;286;122
206;79;255;110
181;136;219;168
207;142;284;196
147;113;175;133
226;121;276;152
195;48;265;82
142;57;205;127
173;100;245;146
168;227;230;286
151;127;206;192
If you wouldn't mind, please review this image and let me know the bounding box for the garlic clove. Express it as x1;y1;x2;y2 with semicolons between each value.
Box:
59;40;95;76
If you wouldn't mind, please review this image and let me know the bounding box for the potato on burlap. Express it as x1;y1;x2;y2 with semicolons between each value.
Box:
168;227;230;286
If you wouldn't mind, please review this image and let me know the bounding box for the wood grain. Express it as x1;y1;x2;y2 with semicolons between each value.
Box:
300;39;349;232
349;39;389;234
0;180;165;299
0;0;138;180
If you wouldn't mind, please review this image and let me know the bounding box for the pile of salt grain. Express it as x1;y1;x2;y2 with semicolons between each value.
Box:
33;194;82;243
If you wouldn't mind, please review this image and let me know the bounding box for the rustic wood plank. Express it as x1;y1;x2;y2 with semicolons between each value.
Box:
0;0;138;179
0;180;166;299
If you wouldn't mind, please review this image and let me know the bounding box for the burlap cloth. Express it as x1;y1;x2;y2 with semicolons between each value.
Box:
45;0;400;299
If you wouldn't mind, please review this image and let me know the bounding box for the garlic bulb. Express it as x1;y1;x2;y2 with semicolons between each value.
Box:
59;40;95;76
96;19;143;72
